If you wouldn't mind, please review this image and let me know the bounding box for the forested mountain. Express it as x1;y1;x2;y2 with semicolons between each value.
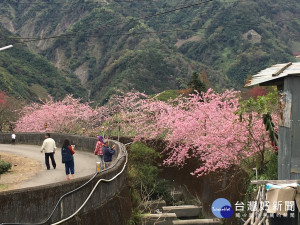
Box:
0;0;299;103
0;27;87;100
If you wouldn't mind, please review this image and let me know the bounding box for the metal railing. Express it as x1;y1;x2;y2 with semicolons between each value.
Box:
0;141;129;225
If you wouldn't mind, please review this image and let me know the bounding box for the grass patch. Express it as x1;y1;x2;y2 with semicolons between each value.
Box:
0;184;8;190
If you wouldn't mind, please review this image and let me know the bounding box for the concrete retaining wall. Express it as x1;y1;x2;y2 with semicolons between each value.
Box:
0;133;131;225
0;132;99;152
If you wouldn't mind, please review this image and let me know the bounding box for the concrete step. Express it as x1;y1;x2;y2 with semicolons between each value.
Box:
162;205;202;218
172;219;222;225
142;213;177;225
139;200;167;213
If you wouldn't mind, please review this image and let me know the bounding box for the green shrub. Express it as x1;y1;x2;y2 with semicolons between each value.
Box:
258;151;278;180
127;142;173;223
0;160;11;174
129;142;173;200
127;142;160;192
126;208;143;225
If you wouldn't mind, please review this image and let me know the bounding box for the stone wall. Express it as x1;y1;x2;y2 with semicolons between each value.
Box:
0;133;131;225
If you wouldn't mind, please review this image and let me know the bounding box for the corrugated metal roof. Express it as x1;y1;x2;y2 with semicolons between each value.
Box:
245;62;300;87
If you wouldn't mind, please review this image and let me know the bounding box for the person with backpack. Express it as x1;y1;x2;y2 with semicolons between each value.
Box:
94;135;105;169
61;139;75;180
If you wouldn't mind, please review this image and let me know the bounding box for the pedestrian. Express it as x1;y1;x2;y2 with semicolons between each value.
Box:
61;139;75;180
11;133;16;145
94;135;105;169
40;133;57;170
102;139;116;168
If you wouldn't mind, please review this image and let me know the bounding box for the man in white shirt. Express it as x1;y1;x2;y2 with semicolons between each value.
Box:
11;133;16;145
41;133;57;170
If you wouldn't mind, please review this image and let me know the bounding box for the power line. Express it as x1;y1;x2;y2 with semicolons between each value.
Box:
102;0;153;2
64;0;215;37
6;17;299;45
0;1;211;43
1;0;259;5
15;2;65;4
0;0;246;19
1;0;214;42
5;14;300;41
76;0;300;37
0;0;214;27
3;0;155;5
0;1;185;14
29;9;70;11
2;0;300;44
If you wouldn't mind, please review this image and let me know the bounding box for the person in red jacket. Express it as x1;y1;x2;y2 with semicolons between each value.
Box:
94;135;105;169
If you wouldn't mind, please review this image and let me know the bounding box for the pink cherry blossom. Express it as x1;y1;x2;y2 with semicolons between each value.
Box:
15;95;107;135
14;90;276;176
108;89;276;176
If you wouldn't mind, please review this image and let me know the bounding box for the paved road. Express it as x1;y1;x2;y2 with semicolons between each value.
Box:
0;144;98;189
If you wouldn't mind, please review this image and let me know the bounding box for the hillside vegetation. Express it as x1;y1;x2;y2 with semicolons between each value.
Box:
0;26;87;101
0;0;299;102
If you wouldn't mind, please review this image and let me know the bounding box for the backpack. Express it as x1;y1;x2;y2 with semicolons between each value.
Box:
61;146;73;163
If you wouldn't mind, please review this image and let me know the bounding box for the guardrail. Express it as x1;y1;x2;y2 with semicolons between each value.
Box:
52;144;128;225
0;133;130;225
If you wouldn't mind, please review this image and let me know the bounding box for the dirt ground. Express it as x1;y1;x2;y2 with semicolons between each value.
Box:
0;152;41;192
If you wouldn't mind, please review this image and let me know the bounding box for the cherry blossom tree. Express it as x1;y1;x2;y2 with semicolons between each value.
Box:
14;89;277;177
246;86;268;99
101;91;149;135
108;89;277;177
14;95;108;135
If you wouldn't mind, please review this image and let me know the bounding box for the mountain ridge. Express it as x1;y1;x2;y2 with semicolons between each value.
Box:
0;0;299;103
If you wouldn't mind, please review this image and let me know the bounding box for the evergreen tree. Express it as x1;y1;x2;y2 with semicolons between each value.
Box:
188;72;207;93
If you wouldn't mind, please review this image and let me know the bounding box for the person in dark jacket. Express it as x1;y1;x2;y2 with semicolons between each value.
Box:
102;139;116;168
61;139;75;180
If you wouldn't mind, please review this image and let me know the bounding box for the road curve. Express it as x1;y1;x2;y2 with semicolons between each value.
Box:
0;144;99;189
